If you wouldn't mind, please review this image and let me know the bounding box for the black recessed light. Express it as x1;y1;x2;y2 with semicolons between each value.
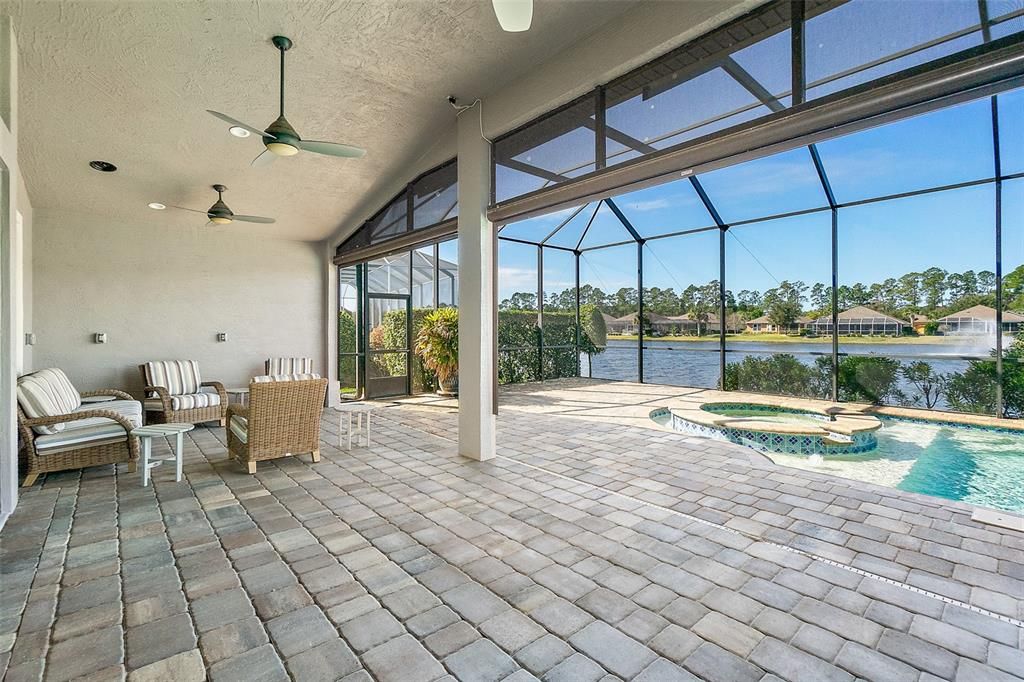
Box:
89;160;117;172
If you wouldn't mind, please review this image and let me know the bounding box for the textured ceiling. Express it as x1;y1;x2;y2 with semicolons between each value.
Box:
5;0;636;241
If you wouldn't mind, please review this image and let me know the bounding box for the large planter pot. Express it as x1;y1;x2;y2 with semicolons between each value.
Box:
437;373;459;396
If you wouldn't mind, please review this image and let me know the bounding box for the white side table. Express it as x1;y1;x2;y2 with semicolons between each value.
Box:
226;387;250;405
334;403;377;450
131;423;195;486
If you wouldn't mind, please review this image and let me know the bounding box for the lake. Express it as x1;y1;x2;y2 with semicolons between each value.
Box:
585;338;1000;410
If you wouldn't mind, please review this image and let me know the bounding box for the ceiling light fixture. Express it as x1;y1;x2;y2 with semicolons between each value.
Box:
266;140;299;156
89;160;117;172
228;126;251;138
148;202;166;210
492;0;533;32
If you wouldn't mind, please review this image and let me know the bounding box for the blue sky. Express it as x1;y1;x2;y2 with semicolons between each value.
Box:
498;88;1022;304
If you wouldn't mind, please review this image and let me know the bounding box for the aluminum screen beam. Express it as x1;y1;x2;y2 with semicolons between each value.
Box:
488;38;1024;227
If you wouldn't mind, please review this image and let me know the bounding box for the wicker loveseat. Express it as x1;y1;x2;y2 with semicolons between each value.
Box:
139;360;227;426
16;368;142;486
226;374;327;473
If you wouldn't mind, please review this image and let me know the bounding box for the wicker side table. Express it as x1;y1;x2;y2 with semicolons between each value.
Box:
131;423;194;486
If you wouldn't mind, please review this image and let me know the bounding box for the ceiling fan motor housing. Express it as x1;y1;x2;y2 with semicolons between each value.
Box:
264;115;301;156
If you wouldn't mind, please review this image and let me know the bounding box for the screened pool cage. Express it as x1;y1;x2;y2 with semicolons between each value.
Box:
343;251;458;311
495;83;1024;417
336;0;1024;418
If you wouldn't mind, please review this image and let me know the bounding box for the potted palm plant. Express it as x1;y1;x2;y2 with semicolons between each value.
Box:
415;307;459;395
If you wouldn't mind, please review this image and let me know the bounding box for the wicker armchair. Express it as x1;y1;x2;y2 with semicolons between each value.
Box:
226;376;327;473
138;360;227;426
16;369;140;486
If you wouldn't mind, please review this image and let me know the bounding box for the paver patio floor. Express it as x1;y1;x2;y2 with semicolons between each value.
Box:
2;379;1022;681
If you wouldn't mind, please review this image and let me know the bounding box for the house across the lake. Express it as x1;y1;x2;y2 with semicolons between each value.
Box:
936;305;1024;335
744;315;813;334
811;305;911;336
606;311;741;335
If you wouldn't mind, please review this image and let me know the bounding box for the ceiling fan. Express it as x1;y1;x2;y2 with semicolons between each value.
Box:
166;185;275;225
207;36;366;167
492;0;533;32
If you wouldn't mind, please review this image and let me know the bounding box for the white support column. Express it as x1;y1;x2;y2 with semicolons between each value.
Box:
456;106;496;461
0;17;18;528
324;240;340;408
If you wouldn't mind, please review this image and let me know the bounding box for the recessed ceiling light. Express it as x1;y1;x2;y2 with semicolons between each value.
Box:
89;160;117;172
228;126;251;138
148;202;166;210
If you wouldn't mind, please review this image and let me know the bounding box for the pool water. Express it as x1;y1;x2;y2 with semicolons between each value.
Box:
779;418;1024;513
872;419;1024;512
670;406;1024;513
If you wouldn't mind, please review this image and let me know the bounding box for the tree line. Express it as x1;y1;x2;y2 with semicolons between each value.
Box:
500;265;1024;330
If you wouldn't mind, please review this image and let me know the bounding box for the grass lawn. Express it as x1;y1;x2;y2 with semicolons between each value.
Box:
611;333;977;344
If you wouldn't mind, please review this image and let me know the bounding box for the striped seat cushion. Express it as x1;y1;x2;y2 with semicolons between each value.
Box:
229;415;248;444
35;401;142;455
252;373;321;383
266;357;313;375
143;360;202;396
144;392;221;412
73;400;143;426
17;368;83;435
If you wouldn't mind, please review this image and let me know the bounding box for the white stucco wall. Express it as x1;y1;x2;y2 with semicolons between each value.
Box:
32;208;324;395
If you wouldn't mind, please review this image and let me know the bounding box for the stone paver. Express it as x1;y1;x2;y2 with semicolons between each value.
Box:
285;639;361;680
1;380;1021;682
444;639;519;681
570;621;658;678
362;634;446;682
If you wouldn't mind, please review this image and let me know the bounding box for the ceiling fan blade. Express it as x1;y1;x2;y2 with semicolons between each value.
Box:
297;140;366;158
492;0;533;32
251;149;276;168
232;215;276;224
168;205;211;215
206;110;276;139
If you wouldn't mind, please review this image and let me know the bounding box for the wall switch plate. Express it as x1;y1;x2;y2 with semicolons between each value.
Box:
24;332;35;346
217;332;227;342
94;332;107;344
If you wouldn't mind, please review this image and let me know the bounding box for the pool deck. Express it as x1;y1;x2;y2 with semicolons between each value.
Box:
1;378;1022;681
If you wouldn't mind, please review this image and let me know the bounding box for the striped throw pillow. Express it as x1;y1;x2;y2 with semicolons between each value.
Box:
266;357;314;375
144;360;202;396
252;373;321;383
17;368;83;435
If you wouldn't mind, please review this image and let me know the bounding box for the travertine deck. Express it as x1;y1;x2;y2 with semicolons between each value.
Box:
1;379;1021;681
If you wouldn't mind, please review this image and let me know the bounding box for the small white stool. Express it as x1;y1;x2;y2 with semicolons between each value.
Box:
131;423;195;486
334;403;377;450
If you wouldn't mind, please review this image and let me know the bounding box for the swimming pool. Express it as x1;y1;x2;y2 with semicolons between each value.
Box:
844;417;1023;513
661;403;1024;513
